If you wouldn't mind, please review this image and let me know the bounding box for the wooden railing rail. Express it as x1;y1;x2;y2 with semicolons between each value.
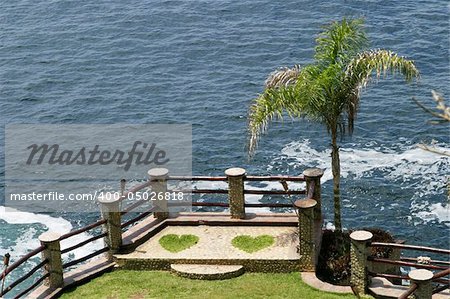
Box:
118;181;152;202
433;268;450;279
167;188;306;195
0;259;48;297
167;175;306;182
2;167;322;297
121;206;157;229
398;283;418;299
59;219;106;241
13;273;49;299
168;202;295;208
121;200;149;215
369;242;450;255
368;256;449;271
168;175;227;181
368;271;408;281
401;257;450;266
62;247;109;269
61;233;107;255
0;245;45;278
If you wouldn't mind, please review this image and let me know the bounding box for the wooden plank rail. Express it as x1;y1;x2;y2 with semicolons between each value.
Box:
121;200;148;215
0;170;312;297
167;175;306;182
121;206;157;228
433;268;450;279
62;247;109;269
369;242;450;255
59;219;106;241
401;257;450;266
368;271;409;281
13;273;49;299
0;259;48;297
368;243;450;298
168;176;227;181
118;181;152;202
244;175;306;182
245;203;293;208
168;189;306;195
168;202;229;207
399;283;418;299
0;245;45;278
368;256;449;271
61;233;107;255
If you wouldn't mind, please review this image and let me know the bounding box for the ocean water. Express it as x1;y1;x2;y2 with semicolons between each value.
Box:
0;0;449;296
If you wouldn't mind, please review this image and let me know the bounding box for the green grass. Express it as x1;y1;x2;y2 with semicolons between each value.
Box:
60;270;361;299
231;235;274;253
158;234;199;253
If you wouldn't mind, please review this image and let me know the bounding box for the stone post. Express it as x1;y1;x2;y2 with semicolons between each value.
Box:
98;197;122;260
225;167;246;219
408;269;433;299
294;199;317;271
350;230;373;295
39;232;63;289
303;168;324;220
148;168;169;219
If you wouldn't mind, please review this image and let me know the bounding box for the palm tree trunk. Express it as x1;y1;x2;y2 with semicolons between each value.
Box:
331;128;342;231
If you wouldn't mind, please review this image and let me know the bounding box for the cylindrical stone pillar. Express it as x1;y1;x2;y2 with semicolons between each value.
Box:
39;232;63;289
294;199;317;271
225;167;246;219
303;168;324;220
148;168;169;219
350;230;373;295
408;269;433;299
98;197;122;259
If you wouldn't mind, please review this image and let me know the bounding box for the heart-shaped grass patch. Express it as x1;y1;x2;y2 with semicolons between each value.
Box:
232;235;275;253
159;234;199;253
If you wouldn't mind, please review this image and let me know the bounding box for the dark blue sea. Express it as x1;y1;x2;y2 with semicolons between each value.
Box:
1;0;449;296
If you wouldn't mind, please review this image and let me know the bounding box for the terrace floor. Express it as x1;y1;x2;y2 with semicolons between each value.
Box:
122;225;299;260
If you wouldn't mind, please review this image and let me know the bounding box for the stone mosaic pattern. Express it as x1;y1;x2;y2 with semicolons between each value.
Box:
350;240;369;294
115;257;300;273
170;264;245;280
298;208;315;271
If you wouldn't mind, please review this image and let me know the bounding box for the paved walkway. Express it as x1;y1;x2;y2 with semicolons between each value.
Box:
127;225;299;260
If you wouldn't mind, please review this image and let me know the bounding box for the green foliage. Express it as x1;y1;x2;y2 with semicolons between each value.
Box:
231;235;275;253
61;270;365;299
247;18;419;155
247;18;419;230
317;229;395;285
158;234;199;253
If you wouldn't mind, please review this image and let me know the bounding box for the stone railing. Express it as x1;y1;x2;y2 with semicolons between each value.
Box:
0;167;324;298
350;230;450;298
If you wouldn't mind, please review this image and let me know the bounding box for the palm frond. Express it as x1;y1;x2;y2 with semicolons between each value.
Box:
247;86;299;156
264;65;301;89
315;18;368;66
343;49;419;132
413;90;450;123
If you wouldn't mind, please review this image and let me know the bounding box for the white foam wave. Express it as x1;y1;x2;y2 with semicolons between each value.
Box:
0;207;103;263
276;139;450;225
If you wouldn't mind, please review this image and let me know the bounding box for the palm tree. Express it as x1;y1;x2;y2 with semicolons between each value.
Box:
247;18;419;231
